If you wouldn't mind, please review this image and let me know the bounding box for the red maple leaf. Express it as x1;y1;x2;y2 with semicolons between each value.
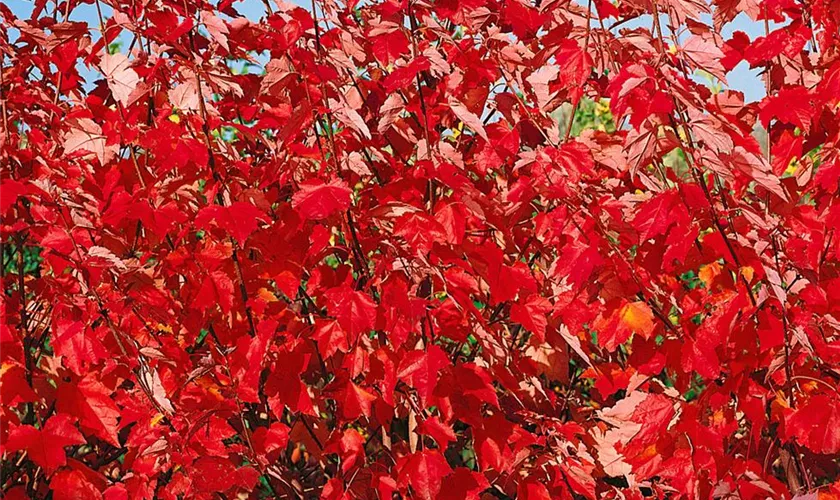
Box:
5;415;85;474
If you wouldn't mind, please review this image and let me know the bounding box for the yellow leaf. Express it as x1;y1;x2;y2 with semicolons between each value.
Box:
740;266;754;283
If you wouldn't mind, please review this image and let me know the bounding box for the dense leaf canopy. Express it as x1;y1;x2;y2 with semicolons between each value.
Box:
2;0;840;498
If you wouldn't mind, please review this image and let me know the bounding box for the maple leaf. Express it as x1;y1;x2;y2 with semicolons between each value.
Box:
168;81;200;112
518;479;552;500
252;423;290;464
330;99;372;140
681;337;721;380
312;319;351;359
99;53;140;106
369;25;409;65
624;124;660;177
595;301;656;352
784;395;840;454
324;428;365;473
0;362;38;407
417;416;457;448
0;179;26;213
335;380;377;421
195;201;265;245
195;270;235;313
510;294;552;341
138;363;176;416
321;478;349;500
555;39;592;90
52;319;107;376
725;147;789;201
200;11;229;50
57;374;122;446
502;0;546;39
378;93;405;133
681;35;727;82
617;392;675;444
397;345;450;404
265;346;315;418
527;340;570;383
190;457;236;493
230;325;272;403
759;87;814;133
5;415;85;474
448;97;488;141
474;413;526;473
439;468;490;500
50;469;102;500
384;57;431;93
436;364;500;410
323;286;377;342
62;118;116;165
632;190;685;242
396;450;452;500
526;65;560;113
552;227;604;289
470;243;537;304
292;179;353;220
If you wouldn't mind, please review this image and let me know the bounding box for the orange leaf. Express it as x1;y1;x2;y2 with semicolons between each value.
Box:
619;301;655;340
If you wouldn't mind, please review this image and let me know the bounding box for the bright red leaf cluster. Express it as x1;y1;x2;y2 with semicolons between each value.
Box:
2;0;840;498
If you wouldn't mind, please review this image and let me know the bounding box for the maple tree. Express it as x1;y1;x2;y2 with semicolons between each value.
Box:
2;0;840;497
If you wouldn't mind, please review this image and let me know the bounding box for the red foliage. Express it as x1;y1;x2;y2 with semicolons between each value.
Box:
2;0;840;498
